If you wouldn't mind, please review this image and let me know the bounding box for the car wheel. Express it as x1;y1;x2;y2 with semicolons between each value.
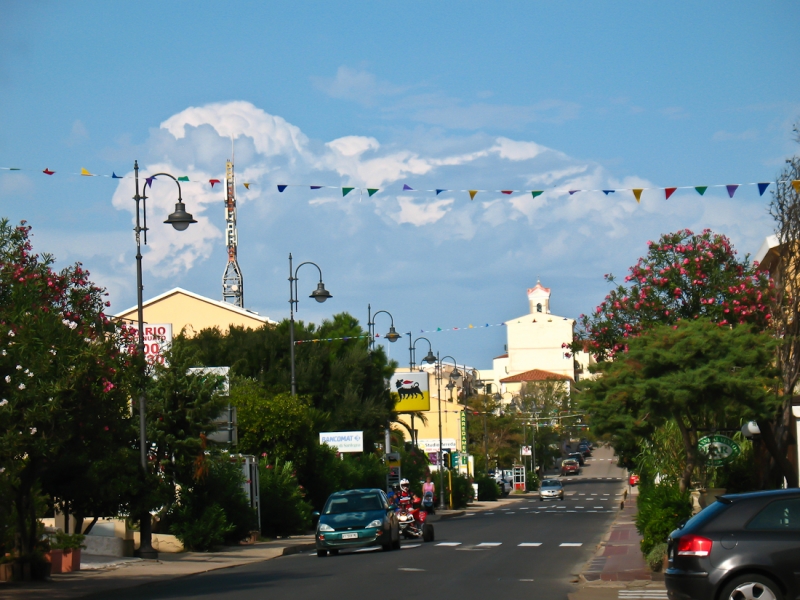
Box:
316;549;327;557
329;549;339;556
720;574;783;600
382;539;393;551
392;538;401;550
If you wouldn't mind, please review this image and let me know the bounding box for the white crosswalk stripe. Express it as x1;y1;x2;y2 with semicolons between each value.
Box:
436;542;461;546
476;542;502;547
560;543;583;547
518;542;542;547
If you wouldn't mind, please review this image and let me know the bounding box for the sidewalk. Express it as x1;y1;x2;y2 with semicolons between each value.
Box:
0;536;315;599
568;487;667;600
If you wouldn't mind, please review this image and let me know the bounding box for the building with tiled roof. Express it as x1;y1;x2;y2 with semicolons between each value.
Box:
499;368;573;384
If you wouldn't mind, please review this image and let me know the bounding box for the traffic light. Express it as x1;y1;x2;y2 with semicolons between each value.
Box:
441;451;449;467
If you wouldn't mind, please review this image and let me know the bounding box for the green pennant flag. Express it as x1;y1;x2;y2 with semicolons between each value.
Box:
531;191;543;198
695;186;707;196
342;187;354;197
178;176;189;182
367;188;379;197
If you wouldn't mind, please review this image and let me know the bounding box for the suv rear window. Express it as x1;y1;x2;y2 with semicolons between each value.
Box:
682;500;728;530
747;498;800;530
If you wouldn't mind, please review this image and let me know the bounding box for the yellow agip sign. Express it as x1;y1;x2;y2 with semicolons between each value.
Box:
391;371;431;412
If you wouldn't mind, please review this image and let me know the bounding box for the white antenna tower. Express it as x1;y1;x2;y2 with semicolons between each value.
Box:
222;145;244;308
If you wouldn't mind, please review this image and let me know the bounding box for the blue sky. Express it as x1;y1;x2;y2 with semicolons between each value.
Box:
1;1;799;369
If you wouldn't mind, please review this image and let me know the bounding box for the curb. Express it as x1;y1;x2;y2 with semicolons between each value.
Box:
281;542;316;556
426;510;465;522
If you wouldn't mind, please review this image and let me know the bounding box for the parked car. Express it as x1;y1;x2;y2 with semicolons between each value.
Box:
561;459;580;476
539;479;564;501
568;452;585;466
628;473;640;486
578;443;592;457
665;488;800;600
313;489;400;556
495;475;512;496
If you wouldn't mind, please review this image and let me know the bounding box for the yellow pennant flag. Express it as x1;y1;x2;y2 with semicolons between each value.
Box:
243;182;251;189
80;168;93;176
792;180;800;194
632;189;643;203
469;190;478;200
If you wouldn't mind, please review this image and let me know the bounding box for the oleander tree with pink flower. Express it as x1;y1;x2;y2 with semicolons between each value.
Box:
571;228;774;361
0;219;140;567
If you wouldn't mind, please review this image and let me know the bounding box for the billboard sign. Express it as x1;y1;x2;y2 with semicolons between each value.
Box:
128;323;173;365
698;434;741;466
391;371;431;412
320;431;364;453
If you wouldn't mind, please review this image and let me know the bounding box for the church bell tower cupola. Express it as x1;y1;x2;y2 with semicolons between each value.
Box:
527;279;551;314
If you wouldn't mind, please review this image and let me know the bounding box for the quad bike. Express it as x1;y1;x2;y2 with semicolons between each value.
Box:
397;494;435;542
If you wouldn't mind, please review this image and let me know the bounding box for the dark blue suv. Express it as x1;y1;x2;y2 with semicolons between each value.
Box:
665;488;800;600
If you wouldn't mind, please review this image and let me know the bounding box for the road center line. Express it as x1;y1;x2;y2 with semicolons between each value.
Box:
518;542;542;547
477;542;502;547
560;543;583;547
436;542;461;546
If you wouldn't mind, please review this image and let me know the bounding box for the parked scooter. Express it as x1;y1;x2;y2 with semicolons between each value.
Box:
396;494;435;542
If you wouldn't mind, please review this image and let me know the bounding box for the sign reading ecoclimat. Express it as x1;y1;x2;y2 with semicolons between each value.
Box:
319;431;364;453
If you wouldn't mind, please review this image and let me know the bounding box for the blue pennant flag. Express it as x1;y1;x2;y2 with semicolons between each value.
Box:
602;190;615;195
277;185;288;192
111;172;122;179
403;184;414;191
436;189;447;195
758;183;770;196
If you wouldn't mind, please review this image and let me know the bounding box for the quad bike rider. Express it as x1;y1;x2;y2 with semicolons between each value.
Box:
395;479;435;542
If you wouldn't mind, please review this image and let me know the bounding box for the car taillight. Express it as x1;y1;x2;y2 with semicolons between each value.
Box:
676;535;712;557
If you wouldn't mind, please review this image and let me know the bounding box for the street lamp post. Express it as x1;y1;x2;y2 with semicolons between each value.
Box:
406;335;435;447
367;305;402;351
132;160;197;560
435;353;460;510
288;254;331;397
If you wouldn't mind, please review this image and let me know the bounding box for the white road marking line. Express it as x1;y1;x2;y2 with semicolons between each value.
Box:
506;511;515;514
594;507;604;509
520;507;529;510
567;510;576;513
588;510;598;513
477;542;502;547
398;567;425;571
436;542;461;546
518;543;542;547
519;578;535;582
560;543;583;547
354;547;381;552
401;544;421;549
576;506;584;508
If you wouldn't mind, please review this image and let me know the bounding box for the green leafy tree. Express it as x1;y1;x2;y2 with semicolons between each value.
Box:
582;318;779;492
0;219;139;561
466;394;522;472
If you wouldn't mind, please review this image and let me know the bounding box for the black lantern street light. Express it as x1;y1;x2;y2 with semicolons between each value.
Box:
132;160;197;560
434;353;459;510
288;254;332;397
403;335;436;448
367;305;402;351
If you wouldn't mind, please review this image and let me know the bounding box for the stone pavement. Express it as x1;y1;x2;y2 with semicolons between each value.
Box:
568;486;668;600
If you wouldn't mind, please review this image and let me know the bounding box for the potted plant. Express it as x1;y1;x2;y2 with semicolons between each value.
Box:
49;532;85;573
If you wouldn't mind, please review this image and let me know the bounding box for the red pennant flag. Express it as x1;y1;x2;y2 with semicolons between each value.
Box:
501;190;513;195
664;187;677;200
42;168;55;175
209;179;221;188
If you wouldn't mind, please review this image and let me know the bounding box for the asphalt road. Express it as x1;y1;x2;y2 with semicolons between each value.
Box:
107;448;626;600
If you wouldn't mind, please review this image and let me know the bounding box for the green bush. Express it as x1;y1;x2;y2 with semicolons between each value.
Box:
646;542;668;572
170;504;234;551
635;482;692;555
525;471;539;491
474;474;500;501
443;471;475;509
163;453;257;550
259;460;312;537
50;532;85;550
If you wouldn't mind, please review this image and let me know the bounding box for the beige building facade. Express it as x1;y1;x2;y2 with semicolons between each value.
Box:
114;287;275;336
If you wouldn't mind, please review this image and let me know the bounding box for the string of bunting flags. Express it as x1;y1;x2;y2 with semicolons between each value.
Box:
4;166;800;202
277;180;800;202
0;166;255;190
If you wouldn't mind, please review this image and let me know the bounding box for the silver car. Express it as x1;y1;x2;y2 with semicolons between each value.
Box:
539;478;564;501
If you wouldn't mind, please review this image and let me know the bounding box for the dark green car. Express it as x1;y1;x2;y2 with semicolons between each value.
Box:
313;489;400;557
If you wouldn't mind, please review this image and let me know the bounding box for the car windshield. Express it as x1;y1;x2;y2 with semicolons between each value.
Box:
563;460;577;466
541;480;561;487
324;493;385;514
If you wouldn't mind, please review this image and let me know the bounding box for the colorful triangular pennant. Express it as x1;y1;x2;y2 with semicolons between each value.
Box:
468;190;478;200
80;168;93;176
531;191;543;198
726;184;739;198
758;183;770;196
501;190;513;195
277;185;288;192
310;185;322;189
243;183;251;189
436;189;447;195
403;184;414;191
602;190;615;195
342;187;354;197
367;188;379;197
632;189;643;203
568;190;579;195
695;186;707;196
43;168;55;175
665;187;677;200
177;176;189;182
209;179;220;188
792;180;800;194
